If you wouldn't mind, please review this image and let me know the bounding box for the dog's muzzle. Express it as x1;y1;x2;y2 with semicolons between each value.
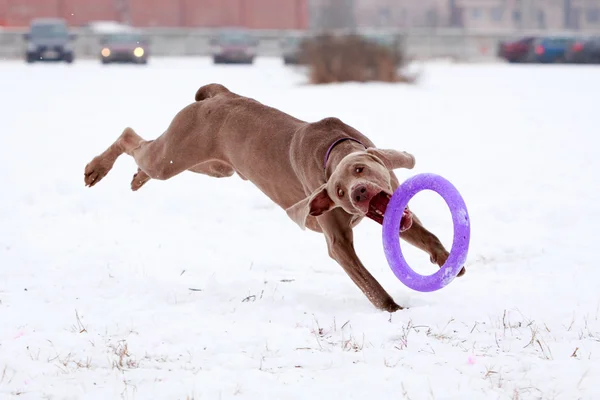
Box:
366;191;413;232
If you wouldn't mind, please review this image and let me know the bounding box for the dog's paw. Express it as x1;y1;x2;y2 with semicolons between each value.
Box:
386;302;404;312
430;251;448;267
431;251;466;277
84;153;117;187
131;168;150;191
380;299;404;313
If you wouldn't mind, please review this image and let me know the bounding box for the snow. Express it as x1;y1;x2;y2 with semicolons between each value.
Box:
1;57;600;399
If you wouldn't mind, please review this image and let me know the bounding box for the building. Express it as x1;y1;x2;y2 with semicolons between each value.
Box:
454;0;564;31
311;0;453;29
310;0;600;31
4;0;599;32
567;0;600;30
455;0;600;30
0;0;309;29
354;0;452;29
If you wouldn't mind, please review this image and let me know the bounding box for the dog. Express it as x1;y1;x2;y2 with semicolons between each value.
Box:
84;83;464;312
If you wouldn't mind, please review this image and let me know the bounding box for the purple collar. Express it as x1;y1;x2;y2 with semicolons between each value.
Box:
323;137;365;169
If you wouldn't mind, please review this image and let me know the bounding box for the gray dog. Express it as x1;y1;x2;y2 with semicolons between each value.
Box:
84;84;464;312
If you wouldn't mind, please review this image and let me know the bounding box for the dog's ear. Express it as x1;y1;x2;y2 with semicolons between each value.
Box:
286;184;334;230
367;148;415;170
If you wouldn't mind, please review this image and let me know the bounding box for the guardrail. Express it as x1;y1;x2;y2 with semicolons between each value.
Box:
1;27;598;61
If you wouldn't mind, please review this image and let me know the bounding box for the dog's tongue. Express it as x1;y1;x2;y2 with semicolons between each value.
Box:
366;192;413;232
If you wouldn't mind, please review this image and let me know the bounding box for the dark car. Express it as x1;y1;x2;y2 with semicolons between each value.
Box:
99;32;149;64
210;29;258;64
24;18;75;63
525;36;576;63
497;37;535;63
566;37;600;64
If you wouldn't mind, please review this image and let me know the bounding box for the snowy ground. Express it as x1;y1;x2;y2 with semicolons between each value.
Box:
1;57;599;399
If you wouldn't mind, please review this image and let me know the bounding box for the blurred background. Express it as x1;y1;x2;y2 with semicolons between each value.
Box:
1;0;600;65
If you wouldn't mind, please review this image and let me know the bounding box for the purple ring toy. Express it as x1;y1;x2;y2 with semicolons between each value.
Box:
382;173;470;292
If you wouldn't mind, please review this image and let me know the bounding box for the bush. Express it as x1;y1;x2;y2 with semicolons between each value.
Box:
301;33;414;84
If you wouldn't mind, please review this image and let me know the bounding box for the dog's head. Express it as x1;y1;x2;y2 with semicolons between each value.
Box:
286;148;415;230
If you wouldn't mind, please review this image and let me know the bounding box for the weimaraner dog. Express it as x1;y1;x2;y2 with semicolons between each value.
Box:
84;83;464;312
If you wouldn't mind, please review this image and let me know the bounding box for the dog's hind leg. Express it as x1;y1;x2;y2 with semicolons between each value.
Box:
85;102;218;188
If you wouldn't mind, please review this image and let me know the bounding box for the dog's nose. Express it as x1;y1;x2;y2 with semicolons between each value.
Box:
351;185;369;203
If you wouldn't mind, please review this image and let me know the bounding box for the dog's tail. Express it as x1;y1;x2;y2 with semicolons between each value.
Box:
195;83;230;102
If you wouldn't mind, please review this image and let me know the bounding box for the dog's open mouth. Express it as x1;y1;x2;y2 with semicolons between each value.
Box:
366;191;413;232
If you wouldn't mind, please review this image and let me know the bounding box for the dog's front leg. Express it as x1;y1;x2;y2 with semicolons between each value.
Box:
400;214;466;277
318;209;402;312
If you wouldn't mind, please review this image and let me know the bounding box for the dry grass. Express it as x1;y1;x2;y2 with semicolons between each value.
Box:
306;316;372;352
54;352;93;374
70;310;87;334
483;365;504;389
109;340;138;371
523;324;554;360
394;320;413;350
234;383;243;395
1;365;15;385
341;333;366;352
302;34;415;84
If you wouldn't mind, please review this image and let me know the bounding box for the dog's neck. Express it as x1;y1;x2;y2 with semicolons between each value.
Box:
324;139;366;179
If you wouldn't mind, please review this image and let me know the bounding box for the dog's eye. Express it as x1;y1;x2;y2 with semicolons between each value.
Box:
337;188;345;198
355;167;364;174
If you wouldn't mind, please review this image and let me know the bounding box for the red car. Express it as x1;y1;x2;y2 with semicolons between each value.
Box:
566;37;600;64
99;32;149;65
497;37;535;63
209;28;258;64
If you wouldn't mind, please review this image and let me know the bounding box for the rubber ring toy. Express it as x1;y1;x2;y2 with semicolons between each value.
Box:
382;173;470;292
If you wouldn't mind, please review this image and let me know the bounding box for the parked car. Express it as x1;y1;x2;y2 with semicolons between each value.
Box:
24;18;76;63
565;36;600;64
281;34;308;65
527;36;576;63
210;29;258;64
497;37;535;63
99;32;149;64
